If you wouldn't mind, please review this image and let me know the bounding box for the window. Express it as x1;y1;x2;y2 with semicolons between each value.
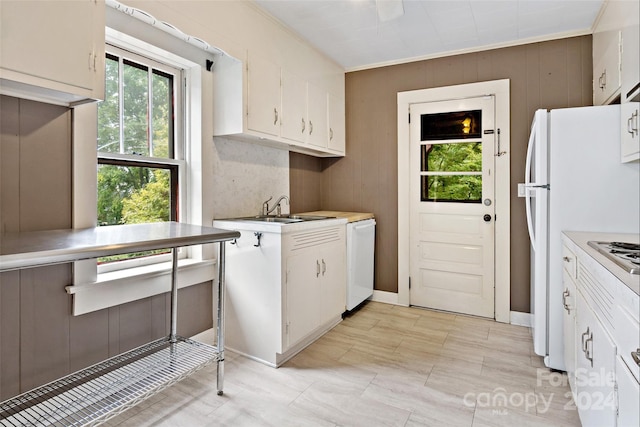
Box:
419;110;483;203
97;45;184;268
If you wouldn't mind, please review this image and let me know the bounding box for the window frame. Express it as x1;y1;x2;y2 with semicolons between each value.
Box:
96;43;187;273
69;27;214;316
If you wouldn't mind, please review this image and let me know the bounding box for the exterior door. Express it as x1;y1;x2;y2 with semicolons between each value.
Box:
409;97;495;318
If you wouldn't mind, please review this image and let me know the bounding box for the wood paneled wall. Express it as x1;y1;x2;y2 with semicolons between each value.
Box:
0;96;213;400
290;36;593;312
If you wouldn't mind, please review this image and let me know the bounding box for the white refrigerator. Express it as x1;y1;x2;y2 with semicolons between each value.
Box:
521;105;640;371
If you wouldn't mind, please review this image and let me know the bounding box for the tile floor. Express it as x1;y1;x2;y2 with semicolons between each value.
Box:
106;302;581;426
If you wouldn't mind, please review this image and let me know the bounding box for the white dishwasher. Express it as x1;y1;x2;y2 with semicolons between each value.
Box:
346;217;376;310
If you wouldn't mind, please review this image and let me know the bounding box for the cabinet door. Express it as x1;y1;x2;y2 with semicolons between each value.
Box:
281;69;307;144
247;54;281;137
562;271;577;390
328;93;345;153
593;30;621;105
621;102;640;162
306;82;328;149
0;0;101;98
319;242;346;323
285;249;321;349
621;13;639;102
575;291;617;427
616;356;640;427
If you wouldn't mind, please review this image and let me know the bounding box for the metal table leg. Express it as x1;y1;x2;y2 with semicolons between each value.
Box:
170;247;179;343
216;241;226;395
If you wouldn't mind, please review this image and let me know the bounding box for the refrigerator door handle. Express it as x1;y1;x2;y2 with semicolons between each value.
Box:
524;121;537;249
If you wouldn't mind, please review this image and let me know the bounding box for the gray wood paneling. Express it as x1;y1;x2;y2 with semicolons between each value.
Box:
18;99;71;231
290;36;593;312
19;265;72;391
0;95;20;233
0;272;20;401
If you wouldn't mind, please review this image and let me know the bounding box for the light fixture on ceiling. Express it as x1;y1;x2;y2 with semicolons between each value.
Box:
375;0;404;22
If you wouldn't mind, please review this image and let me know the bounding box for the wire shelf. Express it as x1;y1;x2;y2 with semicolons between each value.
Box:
0;336;221;427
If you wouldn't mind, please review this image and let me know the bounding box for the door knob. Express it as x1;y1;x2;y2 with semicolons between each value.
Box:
483;214;492;222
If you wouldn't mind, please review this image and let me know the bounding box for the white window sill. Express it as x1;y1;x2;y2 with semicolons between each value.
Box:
66;258;216;316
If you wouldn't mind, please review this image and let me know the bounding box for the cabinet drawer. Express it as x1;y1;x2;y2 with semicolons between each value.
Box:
615;284;640;382
562;245;577;279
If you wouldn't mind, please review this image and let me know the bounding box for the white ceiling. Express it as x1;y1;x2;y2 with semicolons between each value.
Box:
253;0;605;71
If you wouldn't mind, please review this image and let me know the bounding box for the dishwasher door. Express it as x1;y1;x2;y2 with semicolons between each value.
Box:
346;218;376;311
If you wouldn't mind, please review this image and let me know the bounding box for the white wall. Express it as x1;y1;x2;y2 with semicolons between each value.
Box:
210;137;289;221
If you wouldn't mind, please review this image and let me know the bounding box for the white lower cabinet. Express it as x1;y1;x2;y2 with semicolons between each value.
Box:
562;234;640;427
214;220;346;367
562;269;577;390
574;290;617;427
285;239;345;349
616;356;640;427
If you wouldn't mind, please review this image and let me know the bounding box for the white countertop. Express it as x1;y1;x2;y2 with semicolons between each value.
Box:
299;211;374;223
213;217;347;234
563;231;640;295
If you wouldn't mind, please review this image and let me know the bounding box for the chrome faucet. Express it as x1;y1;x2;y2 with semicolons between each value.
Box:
263;195;290;216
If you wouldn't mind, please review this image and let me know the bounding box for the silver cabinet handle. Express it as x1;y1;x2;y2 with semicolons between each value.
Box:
562;290;570;313
309;121;313;135
330;128;334;141
301;117;306;133
632;349;640;366
581;327;590;352
585;333;593;367
274;108;278;125
316;260;320;277
599;70;607;90
322;259;326;276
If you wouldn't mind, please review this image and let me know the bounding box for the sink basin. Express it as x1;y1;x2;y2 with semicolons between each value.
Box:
254;216;303;223
223;214;335;224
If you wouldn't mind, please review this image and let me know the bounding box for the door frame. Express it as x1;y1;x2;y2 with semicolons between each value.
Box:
397;79;511;323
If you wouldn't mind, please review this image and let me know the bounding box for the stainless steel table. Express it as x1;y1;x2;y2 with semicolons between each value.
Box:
0;222;240;426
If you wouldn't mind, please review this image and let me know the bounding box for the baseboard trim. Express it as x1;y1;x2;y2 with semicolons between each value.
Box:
370;290;407;306
510;311;533;327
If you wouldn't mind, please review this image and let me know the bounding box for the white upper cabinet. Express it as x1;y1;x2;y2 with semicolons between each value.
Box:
328;93;346;153
247;54;281;137
621;102;639;162
306;82;328;149
592;0;639;106
0;0;105;106
621;24;640;103
213;50;346;158
281;69;307;144
592;28;621;105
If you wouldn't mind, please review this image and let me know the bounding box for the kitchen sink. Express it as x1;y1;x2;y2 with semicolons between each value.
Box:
224;214;335;224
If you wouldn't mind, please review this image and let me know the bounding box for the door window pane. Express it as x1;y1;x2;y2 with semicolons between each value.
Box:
421;142;482;172
420;110;481;140
421;175;482;202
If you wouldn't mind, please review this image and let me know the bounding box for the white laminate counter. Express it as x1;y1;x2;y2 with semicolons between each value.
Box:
563;231;640;295
299;211;374;223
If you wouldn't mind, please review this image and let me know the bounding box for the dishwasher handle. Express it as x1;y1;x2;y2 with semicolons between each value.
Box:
353;221;375;231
